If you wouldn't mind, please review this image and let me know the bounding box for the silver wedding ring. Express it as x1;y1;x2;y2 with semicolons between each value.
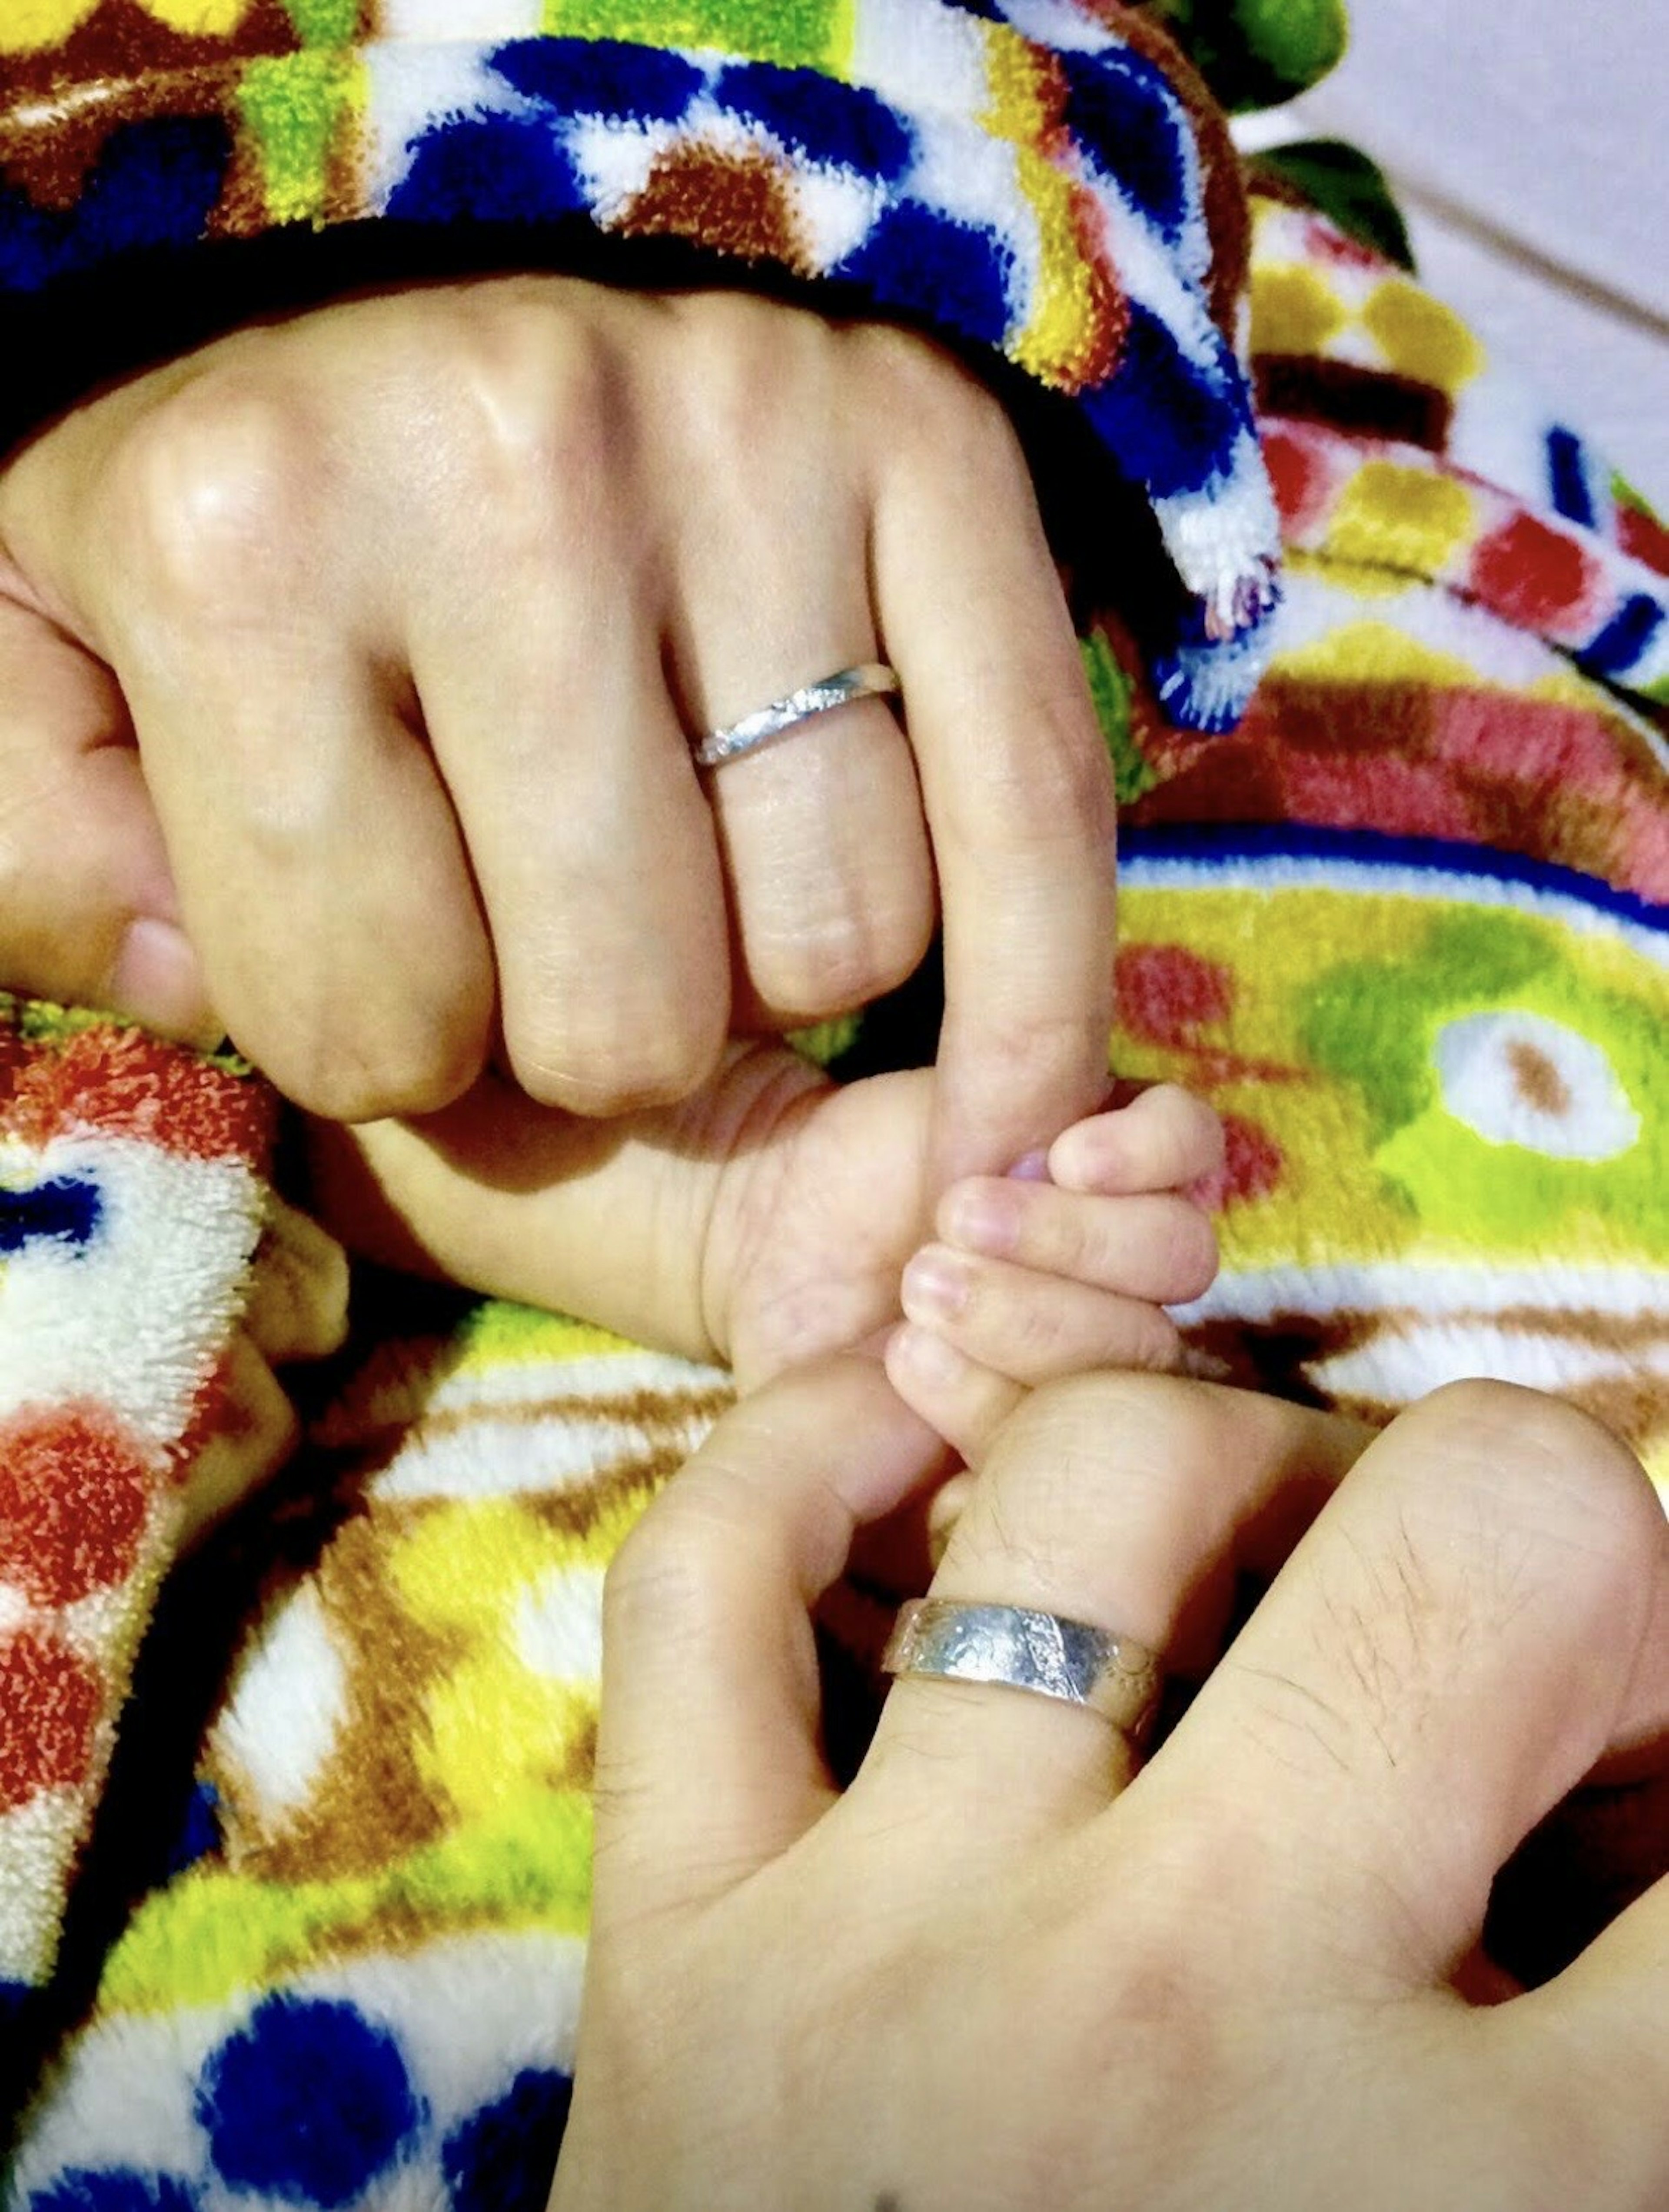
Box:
882;1598;1163;1741
692;662;901;770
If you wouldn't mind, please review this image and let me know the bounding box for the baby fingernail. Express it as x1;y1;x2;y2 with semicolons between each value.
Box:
943;1183;1017;1257
1007;1149;1051;1182
891;1322;968;1387
901;1247;970;1322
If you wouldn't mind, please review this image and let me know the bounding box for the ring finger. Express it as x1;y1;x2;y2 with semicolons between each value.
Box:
670;513;933;1034
861;1375;1371;1847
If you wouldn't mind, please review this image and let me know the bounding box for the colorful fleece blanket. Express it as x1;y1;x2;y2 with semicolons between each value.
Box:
1;9;1667;2208
0;0;1300;729
2;198;1664;2208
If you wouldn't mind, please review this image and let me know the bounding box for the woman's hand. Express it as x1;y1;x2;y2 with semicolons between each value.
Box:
554;1364;1669;2210
0;276;1115;1185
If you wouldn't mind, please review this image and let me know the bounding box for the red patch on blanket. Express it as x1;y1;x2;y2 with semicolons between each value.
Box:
3;1025;273;1164
1617;500;1669;581
1116;943;1233;1045
0;1405;155;1606
1213;1114;1285;1209
1469;512;1603;634
0;1631;100;1811
1261;423;1333;535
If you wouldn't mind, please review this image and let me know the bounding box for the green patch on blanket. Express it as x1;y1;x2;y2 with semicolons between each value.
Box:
239;51;364;226
1083;631;1157;803
278;0;360;41
540;0;850;71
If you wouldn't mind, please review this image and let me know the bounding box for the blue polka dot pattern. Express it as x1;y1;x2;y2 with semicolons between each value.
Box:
442;2069;573;2212
195;1996;427;2208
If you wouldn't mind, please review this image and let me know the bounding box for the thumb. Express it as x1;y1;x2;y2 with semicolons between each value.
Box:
592;1358;947;1928
0;592;217;1041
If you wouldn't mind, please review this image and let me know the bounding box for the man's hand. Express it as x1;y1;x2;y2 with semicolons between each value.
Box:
554;1363;1669;2210
0;276;1114;1180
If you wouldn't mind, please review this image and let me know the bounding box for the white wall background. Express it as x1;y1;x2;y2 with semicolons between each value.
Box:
1235;0;1669;502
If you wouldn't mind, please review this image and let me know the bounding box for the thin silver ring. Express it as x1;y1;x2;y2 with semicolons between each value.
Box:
882;1597;1162;1741
692;662;901;770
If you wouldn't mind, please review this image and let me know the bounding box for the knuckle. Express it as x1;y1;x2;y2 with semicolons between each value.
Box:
1419;1375;1622;1464
961;675;1113;848
113;369;318;615
1125;1301;1184;1373
258;1001;486;1123
509;1018;724;1117
499;916;727;1112
749;893;930;1023
1027;682;1119;834
961;1005;1112;1130
604;1477;757;1654
500;909;727;1112
987;1372;1204;1509
682;294;825;460
874;325;1013;453
605;1510;706;1645
997;1282;1074;1369
443;300;622;535
975;1451;1089;1583
1410;1379;1658;1555
1147;1082;1227;1177
1153;1201;1219;1302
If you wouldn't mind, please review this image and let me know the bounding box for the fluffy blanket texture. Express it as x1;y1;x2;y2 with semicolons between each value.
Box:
0;5;1665;2205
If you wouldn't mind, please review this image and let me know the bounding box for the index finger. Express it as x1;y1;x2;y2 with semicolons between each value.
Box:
871;380;1117;1194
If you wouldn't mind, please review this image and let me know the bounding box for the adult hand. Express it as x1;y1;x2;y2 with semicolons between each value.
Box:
555;1366;1669;2210
0;276;1114;1177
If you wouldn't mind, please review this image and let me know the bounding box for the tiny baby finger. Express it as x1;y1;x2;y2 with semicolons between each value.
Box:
937;1184;1218;1306
884;1324;1025;1470
1048;1084;1224;1195
900;1245;1183;1384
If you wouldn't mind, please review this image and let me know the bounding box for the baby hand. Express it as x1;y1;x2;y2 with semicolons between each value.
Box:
886;1083;1223;1464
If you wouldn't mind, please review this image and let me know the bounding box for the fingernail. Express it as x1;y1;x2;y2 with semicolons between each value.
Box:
943;1182;1018;1257
107;918;220;1047
901;1247;970;1323
891;1321;969;1387
1006;1149;1051;1183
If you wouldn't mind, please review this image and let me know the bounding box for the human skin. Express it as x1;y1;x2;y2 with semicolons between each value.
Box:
306;1057;1223;1394
0;276;1117;1191
552;1363;1669;2211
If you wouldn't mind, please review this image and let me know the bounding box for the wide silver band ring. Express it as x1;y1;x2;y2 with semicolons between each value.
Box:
692;662;901;770
882;1598;1163;1741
